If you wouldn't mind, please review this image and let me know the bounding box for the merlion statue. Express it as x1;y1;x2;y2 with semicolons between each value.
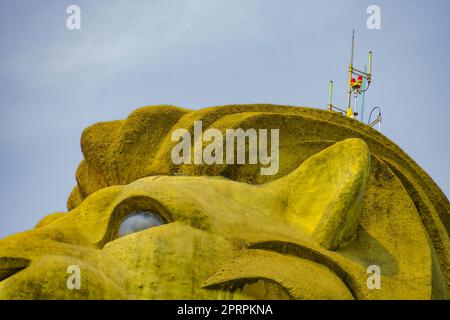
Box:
0;104;448;299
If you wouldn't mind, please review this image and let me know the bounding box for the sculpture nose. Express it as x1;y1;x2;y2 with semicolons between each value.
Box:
0;257;30;281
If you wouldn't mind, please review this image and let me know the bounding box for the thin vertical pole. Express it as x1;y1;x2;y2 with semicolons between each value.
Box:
360;66;367;122
346;30;355;116
350;30;355;65
328;81;333;110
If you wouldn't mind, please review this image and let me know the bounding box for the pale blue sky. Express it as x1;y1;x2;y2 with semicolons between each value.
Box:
1;0;449;238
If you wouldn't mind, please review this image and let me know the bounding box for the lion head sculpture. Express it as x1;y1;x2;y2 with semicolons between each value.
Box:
0;104;448;299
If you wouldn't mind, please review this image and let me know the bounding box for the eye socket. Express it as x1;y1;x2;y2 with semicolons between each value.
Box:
118;210;167;237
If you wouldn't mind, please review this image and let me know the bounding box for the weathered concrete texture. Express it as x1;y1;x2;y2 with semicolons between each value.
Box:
0;104;448;300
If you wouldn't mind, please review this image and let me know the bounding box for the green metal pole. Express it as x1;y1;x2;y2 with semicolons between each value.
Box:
360;66;367;122
328;81;333;110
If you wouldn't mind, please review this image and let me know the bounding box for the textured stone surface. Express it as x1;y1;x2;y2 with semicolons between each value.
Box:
0;104;448;299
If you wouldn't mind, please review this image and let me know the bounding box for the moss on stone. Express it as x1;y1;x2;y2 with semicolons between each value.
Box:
0;104;448;300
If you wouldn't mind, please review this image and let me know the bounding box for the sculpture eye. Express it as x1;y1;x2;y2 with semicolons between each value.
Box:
118;210;167;237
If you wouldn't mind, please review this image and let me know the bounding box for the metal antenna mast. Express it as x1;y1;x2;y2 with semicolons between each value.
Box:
346;30;355;117
326;30;380;130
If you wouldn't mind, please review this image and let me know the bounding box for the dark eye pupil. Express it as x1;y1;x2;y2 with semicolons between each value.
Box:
118;211;166;237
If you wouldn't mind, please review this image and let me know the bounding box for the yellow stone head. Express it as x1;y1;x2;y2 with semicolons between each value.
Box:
0;105;448;299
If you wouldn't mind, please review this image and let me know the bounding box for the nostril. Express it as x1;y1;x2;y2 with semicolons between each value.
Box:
0;257;30;281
